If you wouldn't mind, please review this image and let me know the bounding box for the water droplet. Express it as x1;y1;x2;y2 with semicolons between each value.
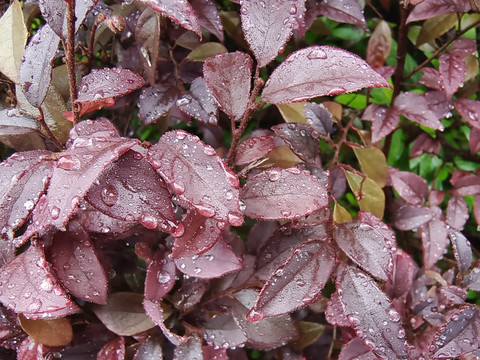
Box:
268;169;281;181
140;214;158;229
24;200;34;210
157;271;171;284
247;309;263;322
196;204;215;218
228;213;243;226
203;146;216;156
51;206;60;220
101;184;118;207
307;48;328;60
289;4;297;14
296;278;306;287
176;132;187;140
176;97;191;106
57;155;81;171
171;181;185;195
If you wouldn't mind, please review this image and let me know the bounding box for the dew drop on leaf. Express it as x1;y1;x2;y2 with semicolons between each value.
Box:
51;206;60;220
246;309;264;322
57;155;81;171
307;48;328;60
100;184;118;207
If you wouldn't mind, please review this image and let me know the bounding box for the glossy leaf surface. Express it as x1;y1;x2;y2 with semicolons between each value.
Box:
176;77;218;125
144;250;176;301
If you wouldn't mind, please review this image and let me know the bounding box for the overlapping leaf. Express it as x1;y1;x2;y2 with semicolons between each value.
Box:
390;169;429;205
137;83;182;126
191;0;224;42
393;204;434;231
316;0;367;30
234;135;275;166
449;228;472;274
144;250;176;301
176;77;218;125
272;123;320;164
261;46;390;104
447;195;469;229
455;98;480;129
393;92;443;130
147;130;243;226
97;337;125;360
362;104;399;143
304;102;333;136
421;219;449;269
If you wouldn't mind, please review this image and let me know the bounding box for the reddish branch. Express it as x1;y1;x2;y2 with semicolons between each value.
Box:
65;0;79;124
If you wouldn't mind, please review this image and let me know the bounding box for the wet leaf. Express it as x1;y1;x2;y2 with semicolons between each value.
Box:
336;265;409;359
174;334;202;360
387;249;416;299
135;7;161;86
0;244;79;318
46;221;108;304
0;108;39;138
335;219;396;282
139;0;201;36
463;268;480;291
393;204;434;231
133;336;163;360
204;313;248;349
203;51;252;121
19;24;60;108
367;20;392;68
97;337;125;360
325;289;350;327
234;135;275;166
338;337;380;360
428;305;480;359
362;104;400;143
86;149;177;234
304;102;333;136
439;52;466;99
272;123;320;164
18;314;72;347
176;77;218;125
277;102;307;123
137;83;182;126
143;299;183;345
187;42;227;61
0;0;28;83
16;337;47;359
191;0;224;42
421;219;449;269
145;250;176;301
455;98;480;130
345;171;385;218
148;130;243;226
241;168;329;220
240;0;302;67
174;237;243;279
393;92;443;130
446;195;469;230
93;292;155;336
248;240;334;319
449;227;472;274
353;147;388;187
316;0;367;30
389;169;429;205
261;46;390;104
407;0;459;23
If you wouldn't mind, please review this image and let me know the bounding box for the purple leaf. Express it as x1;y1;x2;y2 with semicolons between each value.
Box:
428;305;480;359
97;337;125;360
174;237;243;278
304;102;333;136
176;77;218;125
325;290;350;327
85;149;177;234
411;133;441;157
0;108;40;136
19;24;60;108
0;244;79;318
135;7;161;87
240;0;302;67
17;337;47;359
171;210;223;259
144;250;176;301
449;227;472;274
421;219;449;269
138;0;201;36
204;313;248;349
336;265;409;360
424;91;451;121
234;135;275;166
463;268;480;291
271;123;320;164
455;98;480;130
316;0;367;30
68;118;120;140
407;0;459;23
147;130;243;226
393;204;434;231
420;67;444;91
203;52;252;121
335;218;396;282
170;277;208;311
450;38;477;57
389;169;429;205
137;83;182;126
43;133;137;230
241;168;328;220
143;299;185;345
338;338;381;360
46;221;108;304
133;336;163;360
191;0;224;42
393;92;443;130
261;46;390;104
439;52;465;99
231;289;298;349
248;239;334;320
174;334;202;360
387;249;417;299
76;205;136;236
470;127;480;153
0;150;54;241
447;195;469;230
362;104;400;143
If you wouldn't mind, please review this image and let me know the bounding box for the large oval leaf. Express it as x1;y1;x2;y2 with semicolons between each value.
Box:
144;250;176;301
261;46;391;104
241;168;328;220
19;314;73;347
147;130;243;226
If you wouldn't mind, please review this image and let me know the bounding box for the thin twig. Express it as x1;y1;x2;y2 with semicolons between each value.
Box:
65;0;79;124
37;108;65;151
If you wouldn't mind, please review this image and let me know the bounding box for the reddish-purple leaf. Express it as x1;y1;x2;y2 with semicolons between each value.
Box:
232;289;298;349
421;219;449;269
261;46;390;104
204;312;248;349
202;345;228;360
176;77;218;125
0;151;54;241
0;305;26;349
455;98;480;130
439;52;465;99
0;244;79;318
424;91;451;120
173;335;203;360
451;173;480;196
76;205;137;236
248;240;334;320
393;92;443;130
134;336;163;360
420;67;444;91
449;227;472;274
76;68;145;115
19;24;60;108
463;268;480;291
143;299;185;346
174;237;243;278
407;0;459;23
148;130;243;226
138;0;201;36
325;290;350;327
339;338;381;360
411;133;441;157
393;204;434;231
86;149;177;234
450;38;476;57
135;7;161;87
144;250;176;301
336;265;409;360
387;249;417;299
137;83;182;126
362;104;399;143
447;195;469;230
191;0;224;41
335;219;396;282
46;221;108;304
0;108;40;136
389;169;429;205
68;118;121;140
17;337;47;360
470;127;480;153
241;168;328;220
271;123;320;164
170;277;208;311
43;134;137;230
428;305;480;359
240;0;302;67
234;135;275;166
171;210;223;259
203;52;252;121
304;102;333;136
316;0;367;30
97;337;125;360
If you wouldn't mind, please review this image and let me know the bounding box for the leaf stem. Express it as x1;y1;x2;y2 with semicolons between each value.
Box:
65;0;79;125
392;3;412;99
37;107;65;150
